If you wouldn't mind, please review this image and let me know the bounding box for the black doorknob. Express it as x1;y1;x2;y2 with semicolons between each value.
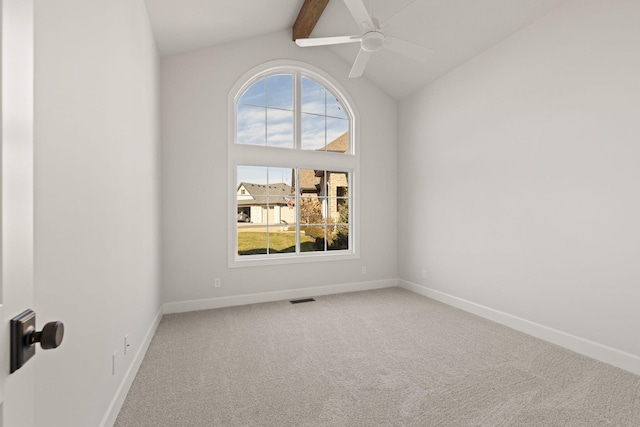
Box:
29;321;65;349
11;310;65;373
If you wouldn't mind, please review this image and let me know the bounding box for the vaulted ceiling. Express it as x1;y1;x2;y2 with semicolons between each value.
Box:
145;0;570;100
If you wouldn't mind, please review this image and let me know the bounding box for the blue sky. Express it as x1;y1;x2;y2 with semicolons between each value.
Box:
237;165;292;187
237;75;348;150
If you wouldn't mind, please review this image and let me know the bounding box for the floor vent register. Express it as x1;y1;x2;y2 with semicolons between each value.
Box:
289;298;316;304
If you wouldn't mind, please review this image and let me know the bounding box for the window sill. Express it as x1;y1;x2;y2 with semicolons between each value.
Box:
228;251;359;268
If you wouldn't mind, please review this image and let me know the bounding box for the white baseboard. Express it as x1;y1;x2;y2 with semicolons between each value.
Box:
163;279;398;314
399;279;640;376
99;305;164;427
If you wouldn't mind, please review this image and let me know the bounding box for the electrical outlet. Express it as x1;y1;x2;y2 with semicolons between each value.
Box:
124;334;130;356
214;278;221;287
112;351;118;375
422;270;427;279
362;266;367;274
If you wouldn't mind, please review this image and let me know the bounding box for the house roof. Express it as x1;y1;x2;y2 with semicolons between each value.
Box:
296;169;320;193
325;132;349;153
237;182;293;206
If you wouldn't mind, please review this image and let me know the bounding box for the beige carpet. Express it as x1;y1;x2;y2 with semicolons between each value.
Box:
115;287;640;426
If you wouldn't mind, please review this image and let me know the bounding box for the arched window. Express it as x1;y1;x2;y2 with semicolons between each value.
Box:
228;61;359;266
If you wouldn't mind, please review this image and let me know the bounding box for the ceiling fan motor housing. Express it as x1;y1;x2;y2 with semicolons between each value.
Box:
361;31;385;52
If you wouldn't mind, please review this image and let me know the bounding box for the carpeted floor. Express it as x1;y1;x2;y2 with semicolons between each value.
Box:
114;287;640;426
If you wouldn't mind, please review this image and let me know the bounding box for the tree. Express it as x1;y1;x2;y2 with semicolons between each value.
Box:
330;198;349;250
299;198;322;225
300;198;330;250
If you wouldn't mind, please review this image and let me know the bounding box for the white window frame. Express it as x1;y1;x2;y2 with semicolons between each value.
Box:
228;60;360;268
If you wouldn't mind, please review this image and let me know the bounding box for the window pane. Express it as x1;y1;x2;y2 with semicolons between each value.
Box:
267;108;293;149
296;168;318;199
301;77;325;115
326;93;347;119
335;184;348;198
238;165;267;186
326;171;348;222
267;166;295;228
267;74;293;110
326;119;349;152
266;198;290;225
267;166;293;188
300;225;326;252
271;205;296;228
315;170;327;198
300;196;325;224
268;230;296;254
299;168;321;187
335;197;349;224
267;167;294;225
239;78;266;106
326;198;343;223
272;177;298;254
237;166;267;227
301;113;325;151
238;225;267;256
299;227;315;252
328;223;349;251
237;105;265;146
326;171;349;197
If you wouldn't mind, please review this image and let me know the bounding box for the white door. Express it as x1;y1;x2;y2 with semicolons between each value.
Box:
1;0;36;426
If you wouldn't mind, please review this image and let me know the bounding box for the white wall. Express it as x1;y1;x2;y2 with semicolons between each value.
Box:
33;0;161;426
161;30;398;305
399;0;640;369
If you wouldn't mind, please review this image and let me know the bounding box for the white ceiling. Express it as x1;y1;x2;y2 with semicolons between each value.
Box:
145;0;305;57
145;0;570;100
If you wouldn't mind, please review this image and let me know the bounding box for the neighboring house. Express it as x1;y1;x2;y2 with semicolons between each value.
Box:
237;182;296;225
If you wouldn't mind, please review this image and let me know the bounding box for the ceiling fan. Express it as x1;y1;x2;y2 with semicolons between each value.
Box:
295;0;434;78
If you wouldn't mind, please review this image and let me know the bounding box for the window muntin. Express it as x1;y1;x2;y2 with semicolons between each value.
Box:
230;62;357;266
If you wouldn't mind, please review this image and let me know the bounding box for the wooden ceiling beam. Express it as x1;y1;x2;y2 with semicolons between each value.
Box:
292;0;330;41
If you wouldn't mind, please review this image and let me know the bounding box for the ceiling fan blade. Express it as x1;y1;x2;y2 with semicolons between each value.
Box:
343;0;375;31
296;35;361;47
384;36;434;63
349;49;372;78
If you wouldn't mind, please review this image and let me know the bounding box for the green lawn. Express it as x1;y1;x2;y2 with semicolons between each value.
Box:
238;232;315;255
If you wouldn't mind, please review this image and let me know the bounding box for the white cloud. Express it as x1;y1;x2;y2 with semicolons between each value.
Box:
238;105;348;150
267;109;293;148
237;105;266;145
